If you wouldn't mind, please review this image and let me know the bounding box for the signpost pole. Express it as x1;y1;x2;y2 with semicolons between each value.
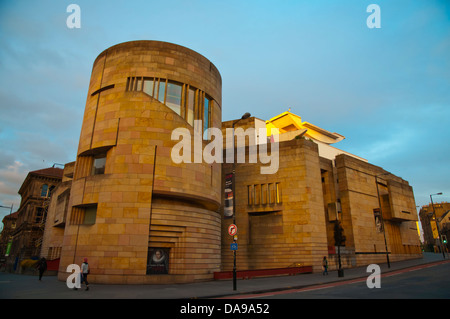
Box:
232;148;237;291
229;112;250;292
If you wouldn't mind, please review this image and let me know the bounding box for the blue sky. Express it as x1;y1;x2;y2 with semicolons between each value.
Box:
0;0;449;223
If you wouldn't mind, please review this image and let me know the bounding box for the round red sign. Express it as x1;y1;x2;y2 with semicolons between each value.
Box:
228;224;237;236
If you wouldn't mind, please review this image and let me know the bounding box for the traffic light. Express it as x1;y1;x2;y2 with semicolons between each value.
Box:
442;235;448;244
334;220;346;246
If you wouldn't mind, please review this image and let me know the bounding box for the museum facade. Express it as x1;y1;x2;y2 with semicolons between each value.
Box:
221;112;421;274
24;40;420;284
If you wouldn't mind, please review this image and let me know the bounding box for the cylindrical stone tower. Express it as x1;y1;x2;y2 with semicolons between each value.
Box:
59;40;222;284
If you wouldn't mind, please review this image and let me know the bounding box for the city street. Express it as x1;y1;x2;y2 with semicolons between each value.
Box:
227;260;450;299
0;253;448;300
0;255;448;318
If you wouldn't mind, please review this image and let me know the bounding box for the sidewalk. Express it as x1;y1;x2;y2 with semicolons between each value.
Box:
0;252;447;299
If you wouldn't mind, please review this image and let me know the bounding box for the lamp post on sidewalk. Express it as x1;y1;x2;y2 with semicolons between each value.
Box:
375;173;390;268
231;112;251;291
0;204;14;230
430;192;445;259
334;219;345;277
437;210;450;256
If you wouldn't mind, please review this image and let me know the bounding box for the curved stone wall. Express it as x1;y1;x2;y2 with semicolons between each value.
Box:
59;41;222;284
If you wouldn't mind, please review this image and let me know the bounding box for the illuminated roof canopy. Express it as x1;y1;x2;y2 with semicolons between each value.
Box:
265;111;345;145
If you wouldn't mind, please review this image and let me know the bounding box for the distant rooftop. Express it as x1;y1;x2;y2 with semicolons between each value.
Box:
29;167;64;178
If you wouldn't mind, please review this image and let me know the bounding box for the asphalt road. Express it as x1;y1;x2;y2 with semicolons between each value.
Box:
248;262;450;299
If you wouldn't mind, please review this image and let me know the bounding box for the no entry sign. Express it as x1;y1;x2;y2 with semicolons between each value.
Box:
228;224;237;236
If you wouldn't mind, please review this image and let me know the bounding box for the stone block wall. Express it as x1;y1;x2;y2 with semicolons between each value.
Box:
58;41;222;284
221;138;328;273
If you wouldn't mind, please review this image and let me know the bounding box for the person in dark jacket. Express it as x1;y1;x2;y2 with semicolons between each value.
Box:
322;256;328;275
37;257;47;281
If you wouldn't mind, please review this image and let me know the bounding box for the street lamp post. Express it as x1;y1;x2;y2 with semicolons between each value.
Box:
0;204;14;230
375;173;390;268
436;210;450;256
430;192;445;259
0;204;13;214
231;112;251;291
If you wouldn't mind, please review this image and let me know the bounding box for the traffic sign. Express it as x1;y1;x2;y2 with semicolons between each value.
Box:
230;243;238;251
228;224;237;236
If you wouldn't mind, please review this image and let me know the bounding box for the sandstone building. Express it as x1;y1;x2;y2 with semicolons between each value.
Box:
40;162;74;262
221;112;421;274
419;202;450;253
8;167;63;267
57;41;223;284
0;40;421;284
0;211;18;261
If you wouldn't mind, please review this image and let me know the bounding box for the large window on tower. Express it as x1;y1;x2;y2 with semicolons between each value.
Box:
126;76;217;132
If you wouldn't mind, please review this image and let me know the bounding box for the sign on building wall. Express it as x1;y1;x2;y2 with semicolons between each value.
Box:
147;248;170;274
373;209;384;233
5;242;12;256
224;173;234;219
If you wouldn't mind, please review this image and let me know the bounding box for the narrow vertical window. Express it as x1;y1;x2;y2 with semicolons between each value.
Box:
48;185;55;198
276;182;281;204
255;184;260;205
166;81;182;115
268;183;273;204
187;87;195;126
143;78;154;96
129;77;135;91
203;96;211;140
41;184;49;197
247;185;253;205
158;79;166;103
203;96;210;132
136;78;142;91
261;184;267;205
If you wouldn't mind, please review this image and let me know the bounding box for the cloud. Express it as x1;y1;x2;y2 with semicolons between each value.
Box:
0;89;80;211
0;161;26;185
0;161;26;212
335;101;450;207
0;0;449;218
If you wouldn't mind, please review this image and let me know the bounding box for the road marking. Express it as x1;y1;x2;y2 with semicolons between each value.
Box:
218;260;450;299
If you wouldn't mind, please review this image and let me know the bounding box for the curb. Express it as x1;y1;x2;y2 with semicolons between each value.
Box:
194;259;450;299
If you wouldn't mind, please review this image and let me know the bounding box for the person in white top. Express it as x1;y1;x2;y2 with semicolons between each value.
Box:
81;258;89;291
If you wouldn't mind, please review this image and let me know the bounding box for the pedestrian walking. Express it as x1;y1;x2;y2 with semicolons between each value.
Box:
81;257;90;291
322;256;328;275
36;257;47;281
